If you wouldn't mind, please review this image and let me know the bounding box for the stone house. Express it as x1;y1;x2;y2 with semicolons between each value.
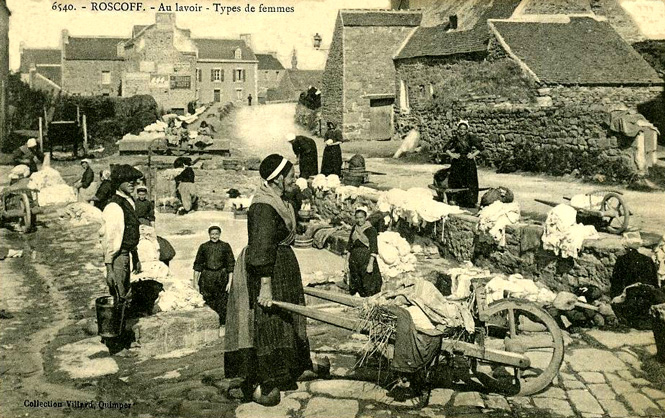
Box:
19;13;258;113
1;0;9;146
321;10;422;141
393;16;663;179
19;46;62;94
256;53;285;103
62;32;126;97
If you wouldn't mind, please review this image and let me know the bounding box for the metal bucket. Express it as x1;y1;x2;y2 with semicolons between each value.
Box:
95;296;124;338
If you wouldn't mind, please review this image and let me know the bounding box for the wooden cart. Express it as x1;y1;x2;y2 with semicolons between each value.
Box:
535;190;630;234
275;285;564;405
0;180;41;233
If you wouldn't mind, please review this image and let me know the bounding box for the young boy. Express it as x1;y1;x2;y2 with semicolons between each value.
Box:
135;186;155;226
192;224;235;325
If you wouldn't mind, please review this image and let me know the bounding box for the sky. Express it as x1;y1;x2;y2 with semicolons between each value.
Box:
6;0;391;71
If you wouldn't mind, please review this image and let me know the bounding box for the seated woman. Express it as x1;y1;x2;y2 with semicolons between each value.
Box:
344;206;382;297
173;158;198;215
75;159;97;203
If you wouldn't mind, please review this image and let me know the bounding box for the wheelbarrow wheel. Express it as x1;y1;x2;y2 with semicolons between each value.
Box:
470;298;564;396
5;192;34;233
601;192;630;234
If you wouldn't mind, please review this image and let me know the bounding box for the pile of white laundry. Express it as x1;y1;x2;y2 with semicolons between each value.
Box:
377;187;463;227
312;174;341;191
28;167;77;206
377;231;417;279
478;201;521;246
63;202;103;226
542;204;599;258
133;226;205;312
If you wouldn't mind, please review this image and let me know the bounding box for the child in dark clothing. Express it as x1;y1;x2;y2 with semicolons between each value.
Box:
135;186;155;226
193;224;235;325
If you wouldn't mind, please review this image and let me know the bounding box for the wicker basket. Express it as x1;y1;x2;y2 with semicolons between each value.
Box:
294;236;313;248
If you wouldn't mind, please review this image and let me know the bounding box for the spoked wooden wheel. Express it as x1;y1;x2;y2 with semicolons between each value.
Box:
471;299;564;396
6;193;33;233
601;192;630;234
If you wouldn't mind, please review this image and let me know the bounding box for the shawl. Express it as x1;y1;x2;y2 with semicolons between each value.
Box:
350;221;372;249
252;182;296;245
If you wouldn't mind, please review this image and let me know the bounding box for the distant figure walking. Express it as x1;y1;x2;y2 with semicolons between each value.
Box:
248;94;253;106
321;122;343;176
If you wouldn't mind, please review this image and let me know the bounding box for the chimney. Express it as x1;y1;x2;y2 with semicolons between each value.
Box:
291;48;298;70
449;15;458;30
155;12;176;28
240;34;252;49
116;40;125;58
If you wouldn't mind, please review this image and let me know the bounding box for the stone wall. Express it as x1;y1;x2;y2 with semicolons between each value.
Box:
321;16;345;129
62;60;124;97
311;188;629;293
394;56;663;180
342;25;415;140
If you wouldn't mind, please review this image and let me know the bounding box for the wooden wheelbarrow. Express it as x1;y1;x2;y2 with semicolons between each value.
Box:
535;190;631;234
275;286;564;398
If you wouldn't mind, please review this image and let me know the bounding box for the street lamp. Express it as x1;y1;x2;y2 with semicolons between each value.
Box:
313;33;323;50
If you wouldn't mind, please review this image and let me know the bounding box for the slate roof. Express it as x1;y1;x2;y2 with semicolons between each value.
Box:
20;49;61;72
64;37;125;60
256;54;285;70
492;18;664;85
395;0;520;60
286;70;323;91
132;25;152;38
35;66;62;86
340;10;421;27
193;39;257;61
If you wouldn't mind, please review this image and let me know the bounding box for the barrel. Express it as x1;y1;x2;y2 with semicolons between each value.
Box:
95;296;123;338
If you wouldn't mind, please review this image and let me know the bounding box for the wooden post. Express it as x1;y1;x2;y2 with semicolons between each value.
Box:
76;106;80;125
38;117;44;152
82;115;88;156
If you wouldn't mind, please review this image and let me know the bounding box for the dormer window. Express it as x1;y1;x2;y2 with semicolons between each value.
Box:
234;48;242;60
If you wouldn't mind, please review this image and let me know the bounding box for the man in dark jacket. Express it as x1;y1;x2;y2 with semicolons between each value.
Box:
287;133;318;179
101;164;144;303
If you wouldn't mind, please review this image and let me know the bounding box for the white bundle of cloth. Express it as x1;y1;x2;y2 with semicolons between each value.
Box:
326;174;341;190
63;202;103;226
378;187;461;226
478;201;521;246
137;225;160;263
542;204;599;258
39;184;77;206
446;263;492;300
407;279;475;333
311;174;328;191
27;167;66;190
143;120;168;132
377;231;417;279
153;277;206;312
485;274;556;305
194;105;207;115
9;165;30;180
295;178;308;191
569;193;604;210
118;131;165;143
335;185;359;202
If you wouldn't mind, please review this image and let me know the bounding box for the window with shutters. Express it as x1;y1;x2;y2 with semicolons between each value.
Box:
235;88;243;100
211;68;223;82
233;69;245;83
234;48;242;60
196;68;202;82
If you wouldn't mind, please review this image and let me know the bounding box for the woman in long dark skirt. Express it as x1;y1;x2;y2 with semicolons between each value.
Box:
444;120;484;208
225;154;314;406
321;122;343;176
345;206;382;297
